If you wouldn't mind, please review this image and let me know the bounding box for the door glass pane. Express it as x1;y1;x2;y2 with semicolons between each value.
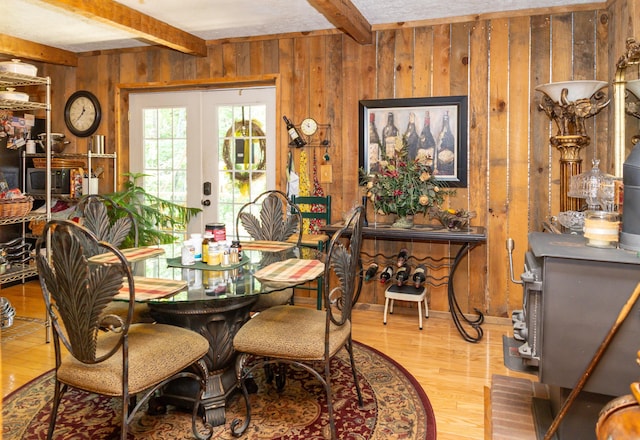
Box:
142;107;188;265
217;103;268;239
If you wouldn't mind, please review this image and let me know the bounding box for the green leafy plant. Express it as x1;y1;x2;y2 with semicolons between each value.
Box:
104;172;201;247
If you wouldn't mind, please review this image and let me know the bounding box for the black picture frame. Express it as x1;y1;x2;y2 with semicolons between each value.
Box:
359;96;468;188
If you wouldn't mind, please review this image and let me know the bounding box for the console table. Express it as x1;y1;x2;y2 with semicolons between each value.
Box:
323;223;487;342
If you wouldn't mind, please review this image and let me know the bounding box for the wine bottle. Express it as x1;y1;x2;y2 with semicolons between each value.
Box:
435;110;455;175
381;112;399;158
283;115;306;148
396;247;409;267
395;263;410;286
379;265;394;284
364;262;379;281
412;264;427;288
404;112;419;160
419;111;436;155
369;113;381;171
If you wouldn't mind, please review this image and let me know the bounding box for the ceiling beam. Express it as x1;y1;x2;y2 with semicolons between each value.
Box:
308;0;372;44
38;0;208;56
0;34;78;67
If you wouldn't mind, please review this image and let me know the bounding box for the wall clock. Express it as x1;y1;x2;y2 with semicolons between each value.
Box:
64;90;102;137
300;117;318;136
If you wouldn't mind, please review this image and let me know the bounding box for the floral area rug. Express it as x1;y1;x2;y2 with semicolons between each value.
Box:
2;342;436;440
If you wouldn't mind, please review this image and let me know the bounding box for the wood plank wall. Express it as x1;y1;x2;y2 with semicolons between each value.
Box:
32;5;631;318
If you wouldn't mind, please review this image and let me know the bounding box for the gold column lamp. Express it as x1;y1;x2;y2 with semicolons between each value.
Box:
536;80;610;212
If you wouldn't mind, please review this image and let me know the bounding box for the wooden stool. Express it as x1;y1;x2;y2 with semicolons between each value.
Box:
384;284;429;330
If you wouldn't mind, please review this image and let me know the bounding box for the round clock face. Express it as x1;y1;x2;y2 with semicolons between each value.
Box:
301;118;318;136
64;91;101;137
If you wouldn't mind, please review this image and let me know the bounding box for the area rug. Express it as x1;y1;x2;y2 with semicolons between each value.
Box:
502;335;538;375
2;341;436;439
0;316;45;342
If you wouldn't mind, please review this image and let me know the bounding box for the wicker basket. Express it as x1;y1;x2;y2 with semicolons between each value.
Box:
0;197;33;218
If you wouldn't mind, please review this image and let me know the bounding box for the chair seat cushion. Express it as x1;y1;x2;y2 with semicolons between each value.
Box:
57;323;208;396
288;233;330;247
233;305;350;361
100;301;154;327
252;288;294;312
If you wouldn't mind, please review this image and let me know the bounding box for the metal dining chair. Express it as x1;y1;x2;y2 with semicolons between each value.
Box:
236;189;303;311
35;219;212;440
231;205;365;440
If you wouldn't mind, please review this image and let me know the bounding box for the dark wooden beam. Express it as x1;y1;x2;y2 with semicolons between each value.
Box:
39;0;208;56
308;0;373;44
0;34;78;67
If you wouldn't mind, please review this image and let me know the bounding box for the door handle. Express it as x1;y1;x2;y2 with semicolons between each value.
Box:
202;199;211;206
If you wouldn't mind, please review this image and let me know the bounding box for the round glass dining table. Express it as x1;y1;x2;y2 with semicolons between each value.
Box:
143;245;324;428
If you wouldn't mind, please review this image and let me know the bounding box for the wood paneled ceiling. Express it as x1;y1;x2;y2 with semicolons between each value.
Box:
0;0;603;67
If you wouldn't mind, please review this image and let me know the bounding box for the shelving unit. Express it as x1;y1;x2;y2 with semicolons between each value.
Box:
0;71;51;286
23;151;118;199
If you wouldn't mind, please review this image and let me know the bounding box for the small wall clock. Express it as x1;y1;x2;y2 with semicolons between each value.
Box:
64;90;102;137
300;117;318;136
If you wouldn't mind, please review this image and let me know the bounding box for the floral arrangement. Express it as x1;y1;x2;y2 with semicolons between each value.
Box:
429;207;476;230
364;137;451;219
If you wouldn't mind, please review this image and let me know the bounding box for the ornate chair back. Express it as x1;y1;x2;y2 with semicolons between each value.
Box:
75;194;138;249
323;205;364;328
235;190;302;246
35;219;211;440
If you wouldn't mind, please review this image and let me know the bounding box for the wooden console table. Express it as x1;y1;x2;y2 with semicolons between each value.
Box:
323;223;487;342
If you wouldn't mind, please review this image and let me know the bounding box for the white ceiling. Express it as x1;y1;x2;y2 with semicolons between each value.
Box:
1;0;599;54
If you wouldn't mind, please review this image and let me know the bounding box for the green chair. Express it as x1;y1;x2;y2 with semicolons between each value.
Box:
290;195;331;309
236;190;303;311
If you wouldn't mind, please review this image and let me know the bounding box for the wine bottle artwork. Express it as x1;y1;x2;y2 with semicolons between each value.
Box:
368;113;381;172
404;112;419;160
380;265;394;284
283;115;306;148
413;264;427;288
435;110;455;175
396;247;409;267
381;111;399;159
418;111;436;166
395;263;410;286
364;262;379;281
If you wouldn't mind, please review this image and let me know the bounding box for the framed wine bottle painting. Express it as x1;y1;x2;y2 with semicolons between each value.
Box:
358;96;468;187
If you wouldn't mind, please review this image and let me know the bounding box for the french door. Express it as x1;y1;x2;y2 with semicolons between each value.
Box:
129;87;276;253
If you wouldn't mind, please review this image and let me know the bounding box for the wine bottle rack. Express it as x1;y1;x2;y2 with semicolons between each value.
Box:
321;222;487;342
289;124;331;148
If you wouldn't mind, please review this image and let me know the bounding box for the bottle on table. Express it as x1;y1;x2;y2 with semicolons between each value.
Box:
190;233;202;262
181;240;195;266
379;265;394;284
283;115;306;148
364;263;379;281
413;264;427;288
395;263;410;286
231;240;243;261
202;233;214;264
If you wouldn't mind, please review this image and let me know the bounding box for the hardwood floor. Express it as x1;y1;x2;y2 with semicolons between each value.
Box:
0;280;536;440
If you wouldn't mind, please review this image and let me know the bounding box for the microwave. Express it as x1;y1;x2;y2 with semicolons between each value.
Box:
26;168;72;195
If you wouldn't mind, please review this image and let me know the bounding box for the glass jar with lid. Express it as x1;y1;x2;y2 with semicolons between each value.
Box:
568;159;615;211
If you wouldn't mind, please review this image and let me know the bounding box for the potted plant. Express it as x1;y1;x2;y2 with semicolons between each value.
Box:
103;172;201;247
364;137;453;228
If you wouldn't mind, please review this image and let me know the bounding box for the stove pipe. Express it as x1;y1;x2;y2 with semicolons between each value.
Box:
620;144;640;251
